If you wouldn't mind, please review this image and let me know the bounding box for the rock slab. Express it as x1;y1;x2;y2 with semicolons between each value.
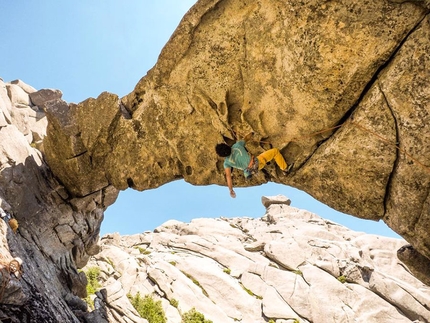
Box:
84;197;430;323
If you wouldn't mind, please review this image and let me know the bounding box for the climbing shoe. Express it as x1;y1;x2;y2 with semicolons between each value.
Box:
283;163;294;175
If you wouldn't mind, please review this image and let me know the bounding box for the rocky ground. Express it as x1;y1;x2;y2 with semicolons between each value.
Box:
84;196;430;323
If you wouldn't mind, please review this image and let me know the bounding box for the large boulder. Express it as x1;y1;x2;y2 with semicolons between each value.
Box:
43;0;430;270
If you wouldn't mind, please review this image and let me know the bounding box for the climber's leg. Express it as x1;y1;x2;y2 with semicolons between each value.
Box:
257;148;287;170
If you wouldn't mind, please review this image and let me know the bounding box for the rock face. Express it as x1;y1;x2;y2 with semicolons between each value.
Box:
83;196;430;323
0;79;119;322
43;0;430;269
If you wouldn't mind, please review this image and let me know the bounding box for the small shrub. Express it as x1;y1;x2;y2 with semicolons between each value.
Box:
337;275;347;283
135;247;151;255
85;267;101;295
127;292;167;323
84;267;101;308
223;268;231;275
169;261;177;266
181;308;213;323
170;298;179;308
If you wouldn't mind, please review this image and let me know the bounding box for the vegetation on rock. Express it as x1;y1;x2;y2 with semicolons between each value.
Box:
240;283;262;300
170;298;179;308
181;308;213;323
83;267;101;308
127;292;167;323
181;271;209;297
337;275;347;284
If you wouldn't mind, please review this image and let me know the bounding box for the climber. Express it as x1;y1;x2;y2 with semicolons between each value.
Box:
215;132;293;198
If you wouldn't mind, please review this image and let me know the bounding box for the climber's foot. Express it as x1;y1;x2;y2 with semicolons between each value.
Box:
283;163;294;175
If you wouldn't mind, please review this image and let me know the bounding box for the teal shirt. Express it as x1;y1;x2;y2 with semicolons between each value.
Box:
223;140;251;171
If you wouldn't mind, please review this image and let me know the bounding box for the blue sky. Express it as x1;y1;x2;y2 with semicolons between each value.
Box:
0;1;401;239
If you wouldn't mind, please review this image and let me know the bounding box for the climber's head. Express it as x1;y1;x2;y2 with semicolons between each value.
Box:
215;143;231;157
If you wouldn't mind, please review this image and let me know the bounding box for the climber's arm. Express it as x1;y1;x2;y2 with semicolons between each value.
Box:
225;167;236;198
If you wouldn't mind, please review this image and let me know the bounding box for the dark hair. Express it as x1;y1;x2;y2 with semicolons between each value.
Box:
215;143;231;157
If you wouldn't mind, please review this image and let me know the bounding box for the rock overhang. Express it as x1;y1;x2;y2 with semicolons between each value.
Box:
43;0;430;266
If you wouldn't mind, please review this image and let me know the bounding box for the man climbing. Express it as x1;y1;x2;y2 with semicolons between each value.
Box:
215;132;293;198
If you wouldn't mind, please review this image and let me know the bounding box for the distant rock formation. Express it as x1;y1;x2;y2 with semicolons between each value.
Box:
83;196;430;323
43;0;430;272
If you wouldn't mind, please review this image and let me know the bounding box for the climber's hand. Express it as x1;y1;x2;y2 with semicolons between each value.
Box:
230;189;236;198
